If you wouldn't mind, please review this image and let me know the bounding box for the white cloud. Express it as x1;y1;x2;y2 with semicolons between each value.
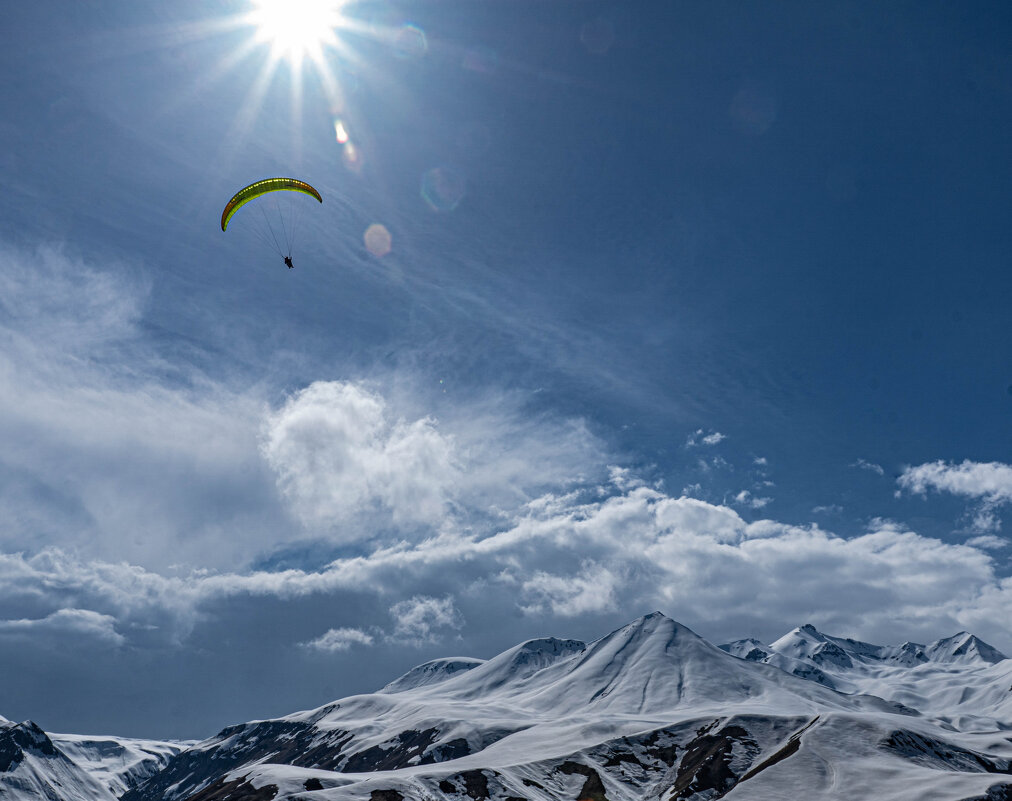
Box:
964;535;1006;550
608;465;645;491
733;489;772;509
898;460;1012;502
686;429;726;447
0;242;286;570
852;458;885;476
812;504;843;515
301;627;375;652
520;561;619;616
261;381;459;530
0;481;1010;653
0;608;124;646
898;460;1012;534
260;380;605;538
389;596;463;645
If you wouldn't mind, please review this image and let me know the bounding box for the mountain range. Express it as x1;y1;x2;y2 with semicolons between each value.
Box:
2;612;1010;801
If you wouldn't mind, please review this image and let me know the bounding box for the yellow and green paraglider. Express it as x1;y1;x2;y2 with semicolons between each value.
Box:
221;177;322;269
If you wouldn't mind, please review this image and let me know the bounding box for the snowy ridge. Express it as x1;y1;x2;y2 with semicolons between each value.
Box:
380;657;487;694
723;622;1010;728
52;733;190;798
5;613;1012;801
0;719;118;801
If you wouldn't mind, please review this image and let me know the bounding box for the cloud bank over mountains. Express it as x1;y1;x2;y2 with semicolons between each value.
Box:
0;242;1010;735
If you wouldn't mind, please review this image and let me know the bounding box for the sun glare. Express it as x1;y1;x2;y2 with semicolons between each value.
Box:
250;0;343;63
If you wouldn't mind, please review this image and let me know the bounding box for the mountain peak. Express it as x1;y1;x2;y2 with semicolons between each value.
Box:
926;632;1007;665
380;656;486;694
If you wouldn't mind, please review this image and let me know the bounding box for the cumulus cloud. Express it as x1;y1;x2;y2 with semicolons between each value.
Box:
301;627;375;652
389;596;464;645
732;489;772;510
898;460;1012;533
0;481;1008;654
259;380;605;538
686;429;727;447
261;382;460;529
898;460;1012;502
520;561;619;616
0;608;124;646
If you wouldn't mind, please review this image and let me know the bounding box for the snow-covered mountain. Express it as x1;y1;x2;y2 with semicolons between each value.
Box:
52;733;190;798
0;717;188;801
3;613;1010;801
720;622;1012;731
110;612;1011;801
0;718;116;801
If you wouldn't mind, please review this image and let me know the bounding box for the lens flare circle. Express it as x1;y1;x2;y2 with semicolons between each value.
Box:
421;167;466;212
250;0;343;63
364;224;392;257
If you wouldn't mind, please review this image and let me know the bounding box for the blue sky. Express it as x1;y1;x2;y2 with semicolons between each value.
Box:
1;0;1011;738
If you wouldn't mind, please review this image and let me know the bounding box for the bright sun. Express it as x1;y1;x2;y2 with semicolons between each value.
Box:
249;0;344;63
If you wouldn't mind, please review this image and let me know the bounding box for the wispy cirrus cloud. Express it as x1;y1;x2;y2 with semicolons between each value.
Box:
852;458;885;476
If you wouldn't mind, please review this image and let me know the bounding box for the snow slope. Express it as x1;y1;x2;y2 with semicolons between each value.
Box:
117;612;1012;801
0;719;118;801
53;733;191;798
723;623;1012;730
5;613;1010;801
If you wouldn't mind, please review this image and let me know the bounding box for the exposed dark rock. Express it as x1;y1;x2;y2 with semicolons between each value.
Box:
739;716;819;783
344;728;439;772
558;761;609;801
369;791;404;801
303;777;323;791
642;730;679;767
668;725;757;801
182;774;277;801
439;779;456;793
959;784;1012;801
882;730;1011;773
459;769;490;800
123;720;351;801
0;721;61;772
602;751;644;768
521;778;546;790
424;737;471;764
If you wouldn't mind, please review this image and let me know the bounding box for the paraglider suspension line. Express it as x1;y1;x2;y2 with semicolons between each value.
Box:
258;204;286;258
276;197;292;257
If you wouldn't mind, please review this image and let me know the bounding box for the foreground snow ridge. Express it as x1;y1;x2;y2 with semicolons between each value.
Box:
4;612;1012;801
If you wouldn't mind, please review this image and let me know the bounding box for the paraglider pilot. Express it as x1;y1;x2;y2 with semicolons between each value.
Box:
284;256;294;269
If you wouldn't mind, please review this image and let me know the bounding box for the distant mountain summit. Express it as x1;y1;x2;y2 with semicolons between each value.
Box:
925;632;1007;665
727;623;1006;675
5;613;1012;801
0;719;116;801
381;657;487;693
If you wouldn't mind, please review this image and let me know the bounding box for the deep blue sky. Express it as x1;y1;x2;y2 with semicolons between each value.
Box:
0;0;1010;738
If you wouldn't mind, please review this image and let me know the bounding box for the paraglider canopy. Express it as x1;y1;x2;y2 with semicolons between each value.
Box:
220;177;322;232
